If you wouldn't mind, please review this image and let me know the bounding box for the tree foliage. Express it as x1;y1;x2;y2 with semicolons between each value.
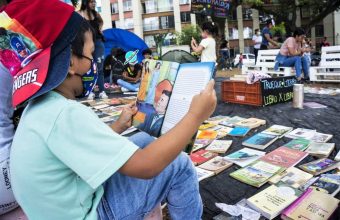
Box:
176;25;202;46
243;0;340;34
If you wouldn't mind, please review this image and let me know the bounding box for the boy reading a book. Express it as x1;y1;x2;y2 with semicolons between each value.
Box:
6;1;217;219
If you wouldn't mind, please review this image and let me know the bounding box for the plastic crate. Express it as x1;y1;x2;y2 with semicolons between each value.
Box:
221;80;263;106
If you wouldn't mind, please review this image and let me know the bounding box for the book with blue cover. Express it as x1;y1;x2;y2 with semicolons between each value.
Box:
228;127;251;137
242;132;278;150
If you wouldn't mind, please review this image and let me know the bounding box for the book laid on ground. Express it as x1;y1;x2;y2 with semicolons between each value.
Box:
282;138;311;151
269;167;313;188
195;167;215;181
192;139;213;152
205;140;233;153
205;115;230;125
261;125;293;138
281;188;339;220
242;132;278;150
259;147;309;168
196;130;218;140
305;142;335;158
285;128;316;139
303;101;328;109
218;116;246;127
189;149;218;166
299;158;340;176
198;156;233;174
310;173;340;196
215;126;233;139
230;160;285;187
246;182;303;220
234;118;266;129
224;148;266;167
335;150;340;161
228;127;251;137
132;60;215;138
308;132;333;143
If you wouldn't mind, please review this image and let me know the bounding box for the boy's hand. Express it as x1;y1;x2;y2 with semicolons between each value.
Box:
112;102;138;133
188;79;217;123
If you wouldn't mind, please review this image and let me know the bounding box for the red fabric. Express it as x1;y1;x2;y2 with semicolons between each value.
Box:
4;0;74;48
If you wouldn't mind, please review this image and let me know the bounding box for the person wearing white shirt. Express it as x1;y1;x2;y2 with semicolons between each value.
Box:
252;29;262;62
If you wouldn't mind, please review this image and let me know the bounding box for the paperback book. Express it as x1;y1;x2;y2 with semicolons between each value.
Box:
195;167;215;181
308;132;333;143
282;138;311;151
299;158;340;176
242;132;278;150
269;167;313;188
218;116;246;127
205;115;230;125
234;118;266;129
196;130;218;140
335;150;340;161
192;139;213;152
190;149;218;165
285;128;316;139
224;148;266;167
305;142;335;158
310;173;340;196
198;156;233;174
228;127;251;137
205;140;233;154
261;125;293;138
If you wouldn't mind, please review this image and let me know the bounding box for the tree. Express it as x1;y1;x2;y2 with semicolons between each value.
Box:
176;25;202;46
243;0;340;34
153;33;168;57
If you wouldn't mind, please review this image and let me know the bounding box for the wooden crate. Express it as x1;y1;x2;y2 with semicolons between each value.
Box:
221;81;263;106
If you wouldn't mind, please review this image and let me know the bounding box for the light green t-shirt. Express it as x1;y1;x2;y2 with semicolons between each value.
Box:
10;91;138;220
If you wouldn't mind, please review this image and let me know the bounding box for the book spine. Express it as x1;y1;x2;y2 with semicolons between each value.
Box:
281;188;312;216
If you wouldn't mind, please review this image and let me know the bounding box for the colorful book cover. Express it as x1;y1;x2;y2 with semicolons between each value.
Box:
224;148;266;167
310;174;340;196
190;149;218;165
261;125;293;137
198;156;233;174
205;140;232;153
205;115;230;125
247;182;303;220
269;167;313;188
242;132;278;150
299;158;340;175
309;132;333;143
196;130;218;139
219;116;246;127
198;123;217;130
228;127;251;137
281;188;339;220
192;139;213;152
260;147;308;168
282;138;311;151
215;126;233;139
305;142;335;157
230;160;285;187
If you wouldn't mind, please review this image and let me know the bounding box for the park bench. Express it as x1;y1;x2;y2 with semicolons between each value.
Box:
310;46;340;82
242;49;295;77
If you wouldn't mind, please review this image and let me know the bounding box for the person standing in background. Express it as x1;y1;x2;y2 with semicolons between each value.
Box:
78;0;108;99
252;28;262;62
261;19;279;50
321;37;330;47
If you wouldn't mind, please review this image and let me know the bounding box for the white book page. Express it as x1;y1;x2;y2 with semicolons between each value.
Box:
161;64;214;134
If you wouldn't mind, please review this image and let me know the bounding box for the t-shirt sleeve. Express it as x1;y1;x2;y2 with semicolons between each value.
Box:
286;37;295;49
47;103;139;189
199;38;210;48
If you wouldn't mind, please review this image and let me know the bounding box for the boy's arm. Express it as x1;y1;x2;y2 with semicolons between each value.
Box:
119;80;217;179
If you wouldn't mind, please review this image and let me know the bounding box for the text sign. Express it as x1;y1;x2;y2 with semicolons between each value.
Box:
191;0;231;18
261;77;297;106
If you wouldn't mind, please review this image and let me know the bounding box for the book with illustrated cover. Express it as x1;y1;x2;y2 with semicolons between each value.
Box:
189;149;218;165
282;138;311;151
310;174;340;196
299;158;340;176
205;140;232;153
261;125;293;138
215;126;233;139
224;148;266;167
218;116;246;127
205;115;230;125
242;132;278;150
305;142;335;158
195;167;215;181
234;118;266;129
260;146;309;168
285;128;316;139
196;130;218;140
198;123;217;130
230;160;285;187
192;139;213;152
308;132;333;143
198;156;233;174
281;188;339;220
228;127;251;137
247;182;303;220
132;60;215;137
269;167;313;188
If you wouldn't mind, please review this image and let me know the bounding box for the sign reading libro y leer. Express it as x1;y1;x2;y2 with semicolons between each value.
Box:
261;76;297;106
191;0;231;18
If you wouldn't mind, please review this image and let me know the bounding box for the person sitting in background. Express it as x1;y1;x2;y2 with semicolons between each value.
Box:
117;50;142;92
274;28;310;82
142;48;153;60
103;48;125;92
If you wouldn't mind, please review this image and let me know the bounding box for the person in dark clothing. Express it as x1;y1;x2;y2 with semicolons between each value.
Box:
103;48;125;86
142;48;153;60
261;19;279;50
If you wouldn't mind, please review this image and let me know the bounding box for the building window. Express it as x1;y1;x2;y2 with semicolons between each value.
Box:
110;3;118;14
145;35;156;48
180;12;191;23
179;0;190;4
158;0;173;12
143;17;160;31
123;0;132;12
160;16;175;29
145;0;157;13
243;27;252;39
315;25;324;37
124;18;134;29
229;27;239;40
301;8;310;18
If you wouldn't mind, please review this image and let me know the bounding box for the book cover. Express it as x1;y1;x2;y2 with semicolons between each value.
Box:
190;149;218;165
269;167;313;188
228;127;251;137
215;126;233;139
285;128;316;139
195;167;215;181
192;139;213;152
261;125;293;138
335;150;340;161
196;130;218;140
281;188;339;220
205;140;232;153
133;60;215;137
198;156;233;174
234;118;266;129
282;138;311;151
230;160;285;187
309;132;333;143
205;115;230;125
242;132;278;150
299;158;340;176
224;148;266;167
219;116;246;127
305;142;335;157
247;182;303;220
310;174;340;196
260;146;309;168
198;123;217;130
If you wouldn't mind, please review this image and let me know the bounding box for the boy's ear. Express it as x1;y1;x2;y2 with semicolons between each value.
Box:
68;57;76;75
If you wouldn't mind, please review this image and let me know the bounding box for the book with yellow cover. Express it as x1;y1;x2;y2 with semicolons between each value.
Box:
281;188;339;220
246;182;303;220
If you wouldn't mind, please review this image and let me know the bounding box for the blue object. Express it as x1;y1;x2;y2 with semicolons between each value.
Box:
103;28;148;63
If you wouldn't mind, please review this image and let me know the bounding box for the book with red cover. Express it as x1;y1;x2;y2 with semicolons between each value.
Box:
190;149;218;165
260;146;308;168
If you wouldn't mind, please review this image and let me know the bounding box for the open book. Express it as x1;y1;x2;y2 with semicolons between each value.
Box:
132;59;215;137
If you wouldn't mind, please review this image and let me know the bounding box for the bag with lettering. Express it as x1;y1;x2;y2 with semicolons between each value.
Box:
0;146;18;215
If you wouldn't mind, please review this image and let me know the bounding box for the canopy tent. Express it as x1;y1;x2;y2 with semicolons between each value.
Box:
161;49;198;64
103;28;148;63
